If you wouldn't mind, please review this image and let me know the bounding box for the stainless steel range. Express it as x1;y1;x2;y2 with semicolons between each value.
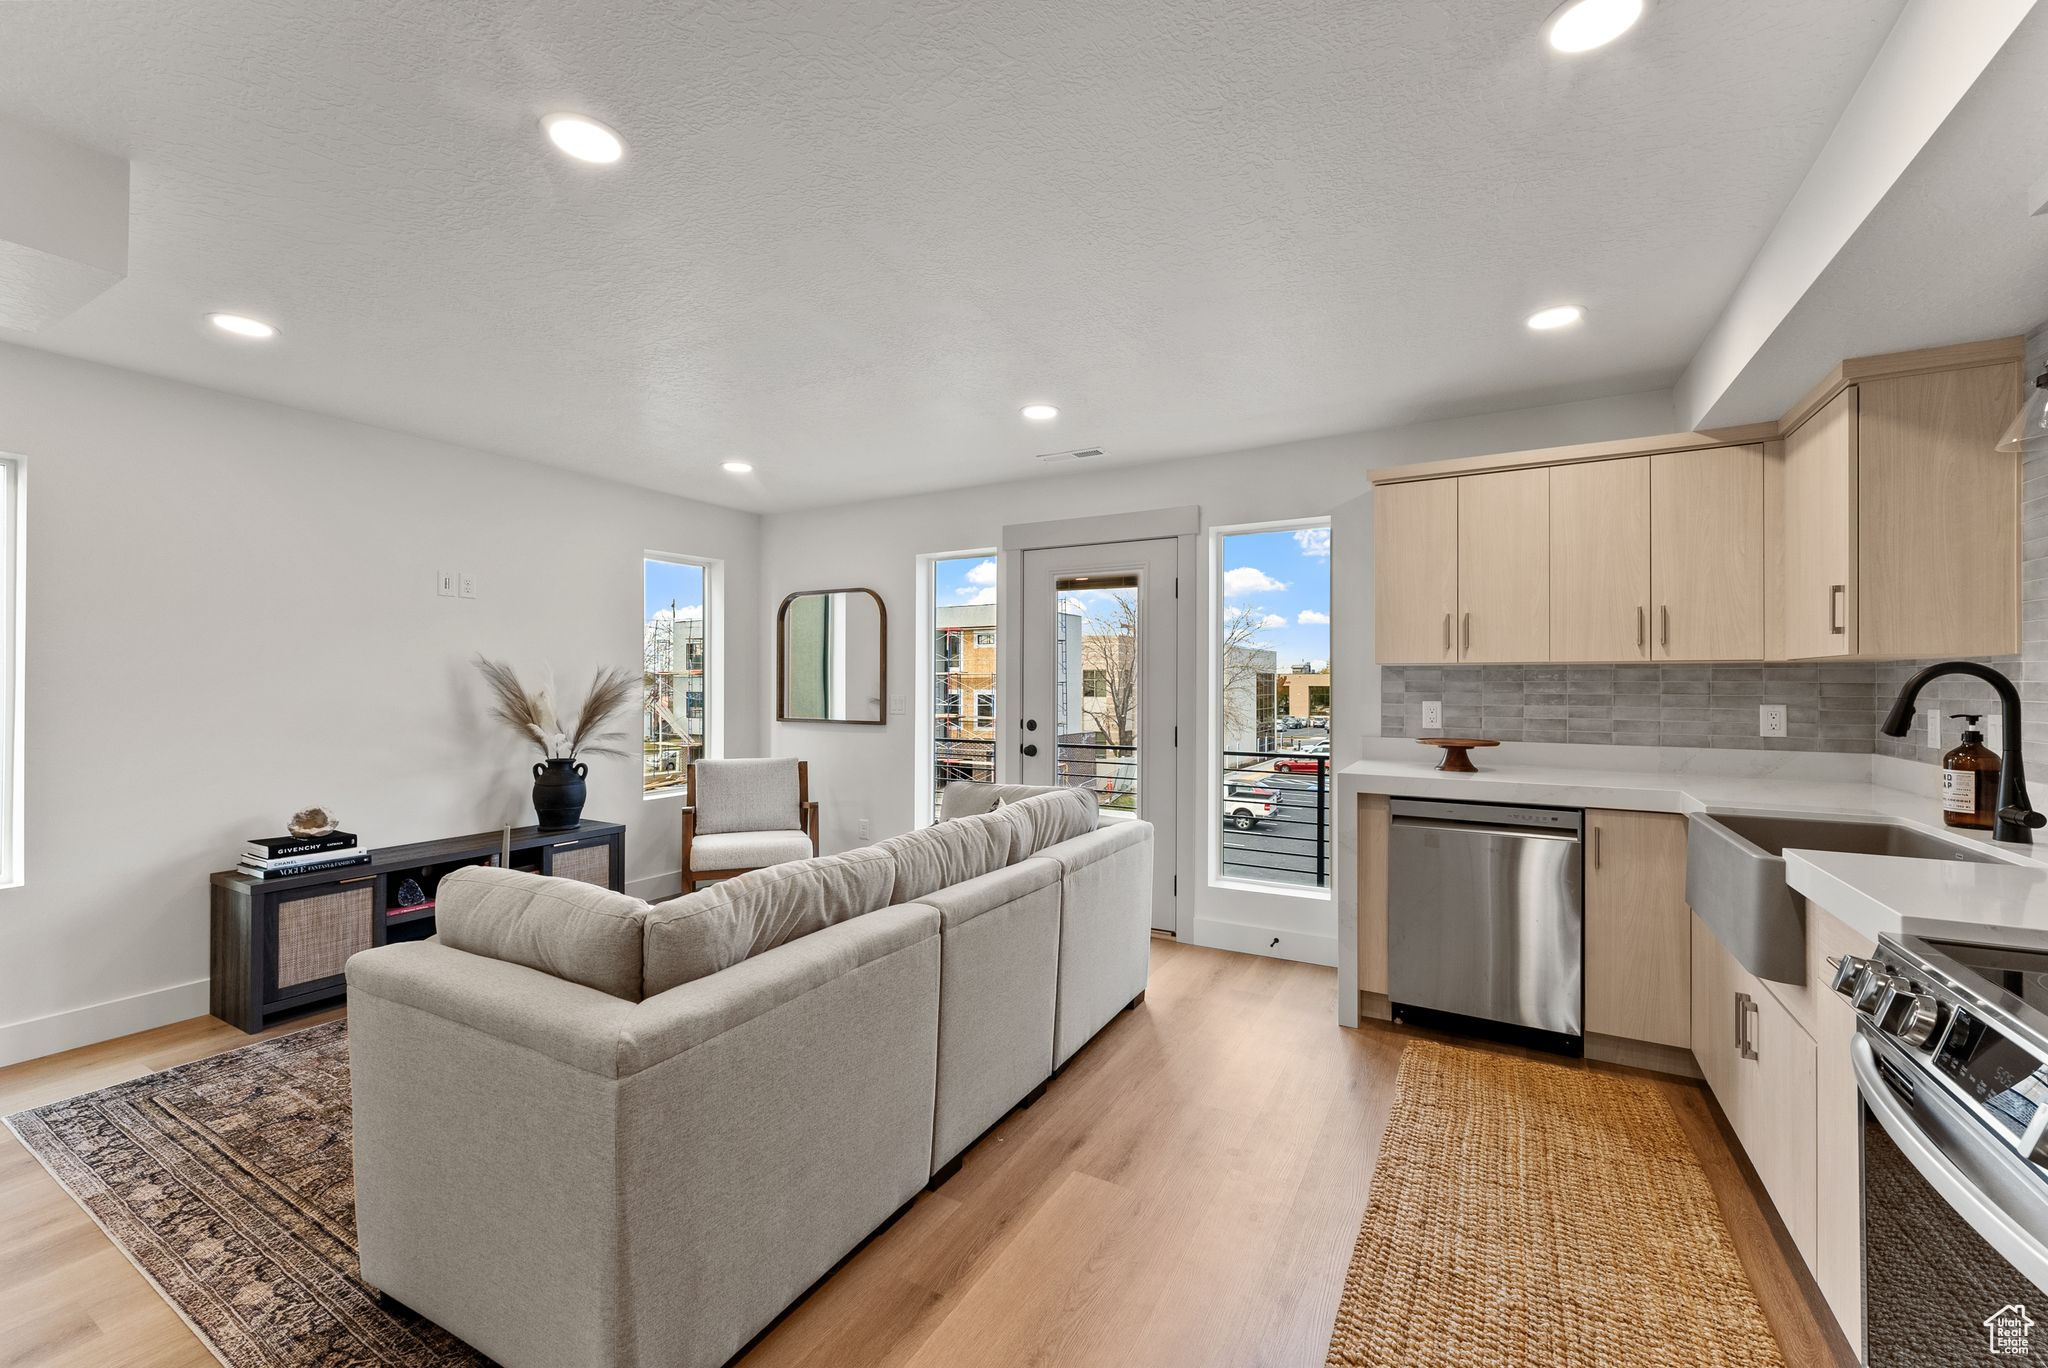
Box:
1834;933;2048;1365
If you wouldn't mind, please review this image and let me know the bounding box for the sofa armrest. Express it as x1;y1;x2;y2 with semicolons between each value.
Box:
345;940;637;1077
619;902;937;1073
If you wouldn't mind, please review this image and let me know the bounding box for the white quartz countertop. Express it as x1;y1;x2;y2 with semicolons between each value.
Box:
1337;747;2048;949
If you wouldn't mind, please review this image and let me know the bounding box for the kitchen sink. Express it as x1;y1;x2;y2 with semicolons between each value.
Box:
1685;812;2004;984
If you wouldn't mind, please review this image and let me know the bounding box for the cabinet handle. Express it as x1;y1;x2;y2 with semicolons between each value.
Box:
1442;611;1452;655
1636;606;1646;653
1461;612;1471;654
1830;584;1846;635
1592;824;1602;869
1659;604;1670;649
1733;991;1746;1051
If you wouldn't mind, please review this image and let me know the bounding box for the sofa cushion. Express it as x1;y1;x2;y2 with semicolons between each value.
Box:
877;811;1018;903
690;829;813;872
642;846;896;995
694;757;802;835
434;866;649;1001
1002;788;1100;857
939;781;1067;822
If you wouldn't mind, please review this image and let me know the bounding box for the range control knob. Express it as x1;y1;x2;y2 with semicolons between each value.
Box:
1895;994;1945;1048
1830;955;1870;997
1851;968;1894;1016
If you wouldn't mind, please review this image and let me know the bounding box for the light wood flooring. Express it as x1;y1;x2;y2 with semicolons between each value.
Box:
0;941;1851;1368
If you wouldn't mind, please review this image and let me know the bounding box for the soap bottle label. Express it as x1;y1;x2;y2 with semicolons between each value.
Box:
1942;768;1978;814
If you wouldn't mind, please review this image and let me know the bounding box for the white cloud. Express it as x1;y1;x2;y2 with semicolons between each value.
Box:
1224;566;1288;597
964;559;997;587
1297;608;1330;625
960;586;997;605
652;604;703;622
1293;527;1331;558
1258;613;1287;630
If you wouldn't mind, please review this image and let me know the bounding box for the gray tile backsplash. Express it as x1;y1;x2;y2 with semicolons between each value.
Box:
1385;326;2048;761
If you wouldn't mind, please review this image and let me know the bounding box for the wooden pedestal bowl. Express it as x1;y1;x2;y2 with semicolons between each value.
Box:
1418;737;1500;773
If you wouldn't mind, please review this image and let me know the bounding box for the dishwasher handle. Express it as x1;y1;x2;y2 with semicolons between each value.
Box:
1390;816;1583;844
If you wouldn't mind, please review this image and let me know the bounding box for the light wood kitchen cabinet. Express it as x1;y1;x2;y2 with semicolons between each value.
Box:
1584;810;1690;1048
1457;467;1549;663
1781;389;1858;659
1374;478;1459;664
1779;362;2021;660
1807;902;1873;1361
1651;445;1764;660
1550;459;1650;662
1691;915;1817;1267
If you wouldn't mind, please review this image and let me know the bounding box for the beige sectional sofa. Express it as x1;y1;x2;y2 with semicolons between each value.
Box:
346;783;1151;1368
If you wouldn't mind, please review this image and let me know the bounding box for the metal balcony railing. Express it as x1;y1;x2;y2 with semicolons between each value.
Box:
1221;749;1329;888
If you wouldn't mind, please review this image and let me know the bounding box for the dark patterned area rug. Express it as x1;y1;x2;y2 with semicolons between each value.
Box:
4;1020;486;1367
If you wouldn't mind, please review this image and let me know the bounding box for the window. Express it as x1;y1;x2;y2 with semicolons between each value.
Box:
923;552;998;821
644;556;712;794
1217;522;1331;888
1082;667;1107;698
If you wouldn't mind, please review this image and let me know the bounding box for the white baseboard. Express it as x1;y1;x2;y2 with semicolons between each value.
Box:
0;978;210;1069
1191;916;1337;967
626;870;684;902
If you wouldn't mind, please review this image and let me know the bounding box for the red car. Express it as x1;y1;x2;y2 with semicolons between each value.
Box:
1270;750;1328;775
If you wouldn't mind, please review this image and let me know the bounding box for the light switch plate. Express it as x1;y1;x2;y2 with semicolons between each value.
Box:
888;693;907;716
459;571;477;599
1758;704;1786;738
1420;700;1443;728
437;569;456;597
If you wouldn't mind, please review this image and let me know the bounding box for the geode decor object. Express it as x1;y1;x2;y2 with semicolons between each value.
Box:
287;806;340;838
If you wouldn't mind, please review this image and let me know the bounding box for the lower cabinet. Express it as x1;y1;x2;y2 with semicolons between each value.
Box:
1585;810;1691;1048
1690;914;1818;1266
1808;903;1874;1362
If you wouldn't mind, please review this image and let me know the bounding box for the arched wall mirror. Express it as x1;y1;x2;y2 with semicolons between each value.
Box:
777;588;887;724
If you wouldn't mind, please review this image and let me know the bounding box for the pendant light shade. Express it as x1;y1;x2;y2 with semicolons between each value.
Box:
1998;366;2048;452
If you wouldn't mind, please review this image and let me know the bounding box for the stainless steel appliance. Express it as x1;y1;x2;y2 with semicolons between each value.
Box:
1386;799;1582;1053
1833;934;2048;1364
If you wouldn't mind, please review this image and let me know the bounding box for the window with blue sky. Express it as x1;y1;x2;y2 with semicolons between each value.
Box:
644;556;708;794
1222;526;1331;672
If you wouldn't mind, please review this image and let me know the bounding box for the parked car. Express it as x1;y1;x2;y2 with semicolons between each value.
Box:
1223;782;1278;830
1270;751;1328;775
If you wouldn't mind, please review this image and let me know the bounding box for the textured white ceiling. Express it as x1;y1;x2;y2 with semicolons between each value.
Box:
0;0;1906;511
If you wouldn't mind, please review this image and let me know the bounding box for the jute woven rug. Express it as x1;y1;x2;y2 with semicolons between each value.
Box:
5;1020;485;1367
1325;1040;1787;1368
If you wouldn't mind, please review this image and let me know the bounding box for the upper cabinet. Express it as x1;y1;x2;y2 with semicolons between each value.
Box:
1652;445;1764;661
1550;457;1649;662
1457;468;1549;663
1373;478;1459;663
1368;338;2023;667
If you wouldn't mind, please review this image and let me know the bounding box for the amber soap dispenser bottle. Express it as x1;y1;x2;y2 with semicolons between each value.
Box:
1941;714;1999;830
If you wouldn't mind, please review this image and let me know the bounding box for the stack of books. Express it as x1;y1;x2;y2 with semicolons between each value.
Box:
239;831;368;880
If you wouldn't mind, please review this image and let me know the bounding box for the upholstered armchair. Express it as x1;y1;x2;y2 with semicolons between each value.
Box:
680;757;821;891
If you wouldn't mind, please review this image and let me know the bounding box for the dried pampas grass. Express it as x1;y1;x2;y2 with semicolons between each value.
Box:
474;655;636;761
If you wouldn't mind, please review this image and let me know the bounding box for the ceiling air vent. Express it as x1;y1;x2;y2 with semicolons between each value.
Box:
1035;447;1106;464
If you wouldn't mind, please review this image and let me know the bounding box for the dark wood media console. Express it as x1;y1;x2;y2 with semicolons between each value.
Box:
209;820;625;1033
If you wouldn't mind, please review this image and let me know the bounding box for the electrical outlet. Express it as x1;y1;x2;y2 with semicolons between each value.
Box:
1758;704;1786;738
857;818;871;841
459;571;477;599
437;569;456;597
1420;700;1443;729
1927;709;1942;749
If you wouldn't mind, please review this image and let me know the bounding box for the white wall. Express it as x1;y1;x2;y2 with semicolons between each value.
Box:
762;387;1675;961
0;342;761;1065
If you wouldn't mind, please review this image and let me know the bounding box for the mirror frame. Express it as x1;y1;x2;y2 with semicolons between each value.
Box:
775;587;889;726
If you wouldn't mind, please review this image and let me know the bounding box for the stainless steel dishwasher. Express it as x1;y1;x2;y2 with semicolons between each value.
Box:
1387;799;1584;1053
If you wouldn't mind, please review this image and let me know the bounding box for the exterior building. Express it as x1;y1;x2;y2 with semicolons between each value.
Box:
1222;645;1279;753
932;603;1081;788
644;607;707;790
1278;669;1331;720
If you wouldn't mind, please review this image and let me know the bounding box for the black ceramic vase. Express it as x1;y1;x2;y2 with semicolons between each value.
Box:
532;758;588;831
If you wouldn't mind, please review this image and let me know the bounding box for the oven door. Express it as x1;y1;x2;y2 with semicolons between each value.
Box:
1857;1029;2048;1365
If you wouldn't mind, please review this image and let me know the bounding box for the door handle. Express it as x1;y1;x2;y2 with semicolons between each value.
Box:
1020;744;1038;757
1442;612;1452;655
1636;606;1646;654
1659;604;1670;650
1830;584;1847;635
1461;612;1471;655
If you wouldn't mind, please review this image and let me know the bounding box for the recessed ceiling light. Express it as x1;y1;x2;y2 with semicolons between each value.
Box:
1020;403;1059;421
1526;305;1585;331
541;113;625;165
206;312;278;340
721;460;754;474
1545;0;1644;53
